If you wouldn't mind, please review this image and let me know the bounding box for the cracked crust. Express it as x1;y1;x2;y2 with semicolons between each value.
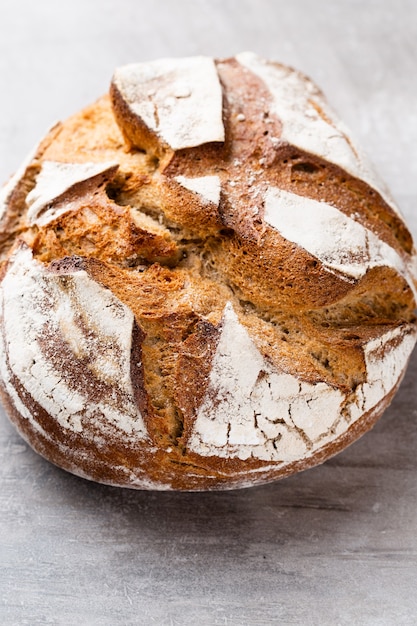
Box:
0;53;416;490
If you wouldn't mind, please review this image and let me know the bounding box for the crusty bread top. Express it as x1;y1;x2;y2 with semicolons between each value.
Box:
0;53;416;489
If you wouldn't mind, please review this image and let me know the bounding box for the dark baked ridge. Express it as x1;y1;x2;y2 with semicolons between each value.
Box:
0;54;416;490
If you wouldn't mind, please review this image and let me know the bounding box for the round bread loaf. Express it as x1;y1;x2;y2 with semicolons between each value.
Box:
0;52;416;490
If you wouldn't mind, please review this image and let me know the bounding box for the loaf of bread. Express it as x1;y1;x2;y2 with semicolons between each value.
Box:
0;52;416;490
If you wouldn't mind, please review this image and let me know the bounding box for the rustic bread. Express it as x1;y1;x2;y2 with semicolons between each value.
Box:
0;52;416;490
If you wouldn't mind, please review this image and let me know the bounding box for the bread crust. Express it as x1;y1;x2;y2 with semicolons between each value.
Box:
0;53;416;490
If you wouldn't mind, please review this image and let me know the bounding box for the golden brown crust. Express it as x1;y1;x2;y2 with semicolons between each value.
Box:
0;53;416;490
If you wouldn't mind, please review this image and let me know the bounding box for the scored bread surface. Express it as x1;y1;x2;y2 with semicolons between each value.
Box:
0;52;416;490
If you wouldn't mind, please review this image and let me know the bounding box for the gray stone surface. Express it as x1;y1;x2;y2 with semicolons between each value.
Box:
0;1;416;624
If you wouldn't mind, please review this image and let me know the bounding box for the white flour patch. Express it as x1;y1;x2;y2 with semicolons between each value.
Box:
347;325;417;423
26;160;118;226
174;175;221;205
113;56;225;150
188;303;417;464
236;51;401;217
264;187;416;299
0;245;147;439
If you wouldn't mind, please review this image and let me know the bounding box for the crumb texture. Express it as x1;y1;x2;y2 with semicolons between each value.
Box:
0;53;416;491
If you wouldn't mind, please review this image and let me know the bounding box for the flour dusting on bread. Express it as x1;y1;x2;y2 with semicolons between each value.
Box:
112;56;225;150
0;53;415;490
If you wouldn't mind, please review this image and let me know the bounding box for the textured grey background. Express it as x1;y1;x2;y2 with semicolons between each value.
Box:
0;1;416;624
